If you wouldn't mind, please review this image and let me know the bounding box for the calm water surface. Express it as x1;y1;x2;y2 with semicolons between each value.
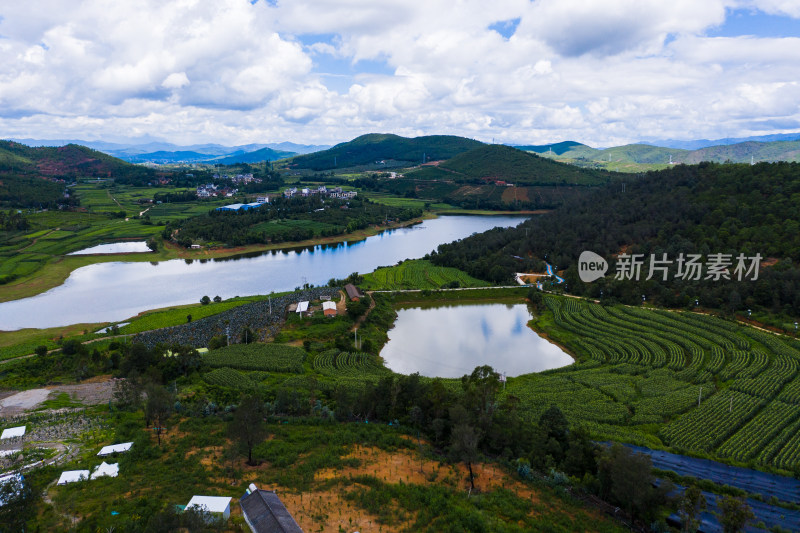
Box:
0;215;526;330
69;241;152;255
380;303;574;377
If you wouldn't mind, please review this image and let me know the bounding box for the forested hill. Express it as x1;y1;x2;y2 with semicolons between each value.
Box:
286;133;483;170
0;140;157;185
430;161;800;314
423;144;613;185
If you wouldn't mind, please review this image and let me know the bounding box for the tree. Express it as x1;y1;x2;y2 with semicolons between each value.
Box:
0;474;34;531
145;383;174;446
461;365;500;432
213;295;222;303
229;394;267;465
240;326;255;344
679;484;706;533
450;423;480;491
35;345;48;357
113;371;143;410
200;295;211;305
717;496;754;533
597;443;672;523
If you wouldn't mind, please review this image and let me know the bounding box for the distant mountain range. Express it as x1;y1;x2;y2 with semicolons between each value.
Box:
515;139;800;166
642;132;800;150
7;138;329;164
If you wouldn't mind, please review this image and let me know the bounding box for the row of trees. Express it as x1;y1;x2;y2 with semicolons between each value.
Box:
166;195;422;248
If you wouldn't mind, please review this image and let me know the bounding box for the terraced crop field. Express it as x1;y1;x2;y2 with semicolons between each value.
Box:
511;295;800;471
312;349;392;381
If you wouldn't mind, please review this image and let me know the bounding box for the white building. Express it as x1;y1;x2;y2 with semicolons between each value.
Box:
185;495;232;521
58;470;89;485
97;442;133;456
91;462;119;479
0;426;25;440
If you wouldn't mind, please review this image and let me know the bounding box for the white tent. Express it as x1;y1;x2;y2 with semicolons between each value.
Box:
97;442;133;456
0;426;25;439
57;470;89;485
185;495;232;521
91;462;119;479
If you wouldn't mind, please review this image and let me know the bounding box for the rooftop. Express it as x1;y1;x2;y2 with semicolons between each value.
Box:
240;488;304;533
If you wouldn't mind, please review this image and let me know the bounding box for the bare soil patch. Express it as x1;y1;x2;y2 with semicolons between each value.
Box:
0;377;115;418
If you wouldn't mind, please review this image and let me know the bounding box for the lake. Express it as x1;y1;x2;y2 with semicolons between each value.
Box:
68;241;152;255
379;303;574;378
0;215;527;330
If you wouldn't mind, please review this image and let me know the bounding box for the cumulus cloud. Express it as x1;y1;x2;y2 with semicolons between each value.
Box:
0;0;798;145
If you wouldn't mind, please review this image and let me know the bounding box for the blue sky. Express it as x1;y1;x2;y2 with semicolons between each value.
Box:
0;1;799;146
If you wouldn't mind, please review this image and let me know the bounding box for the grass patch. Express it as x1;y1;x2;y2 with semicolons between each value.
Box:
362;259;490;290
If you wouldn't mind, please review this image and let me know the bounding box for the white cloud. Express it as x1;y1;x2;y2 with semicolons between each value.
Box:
0;0;798;145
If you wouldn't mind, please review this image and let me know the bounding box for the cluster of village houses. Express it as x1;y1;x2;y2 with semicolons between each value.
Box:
211;173;261;184
282;185;357;200
196;183;239;198
288;284;362;318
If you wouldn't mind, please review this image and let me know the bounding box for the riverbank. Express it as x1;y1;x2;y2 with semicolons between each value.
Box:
0;216;427;303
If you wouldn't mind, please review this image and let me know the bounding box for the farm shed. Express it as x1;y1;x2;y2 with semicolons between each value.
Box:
322;301;337;317
344;284;362;301
240;484;303;533
97;442;133;456
186;495;232;521
57;470;89;485
0;426;25;439
91;462;119;479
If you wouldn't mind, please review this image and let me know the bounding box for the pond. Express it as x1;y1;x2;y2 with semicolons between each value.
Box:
68;241;152;255
0;215;527;330
379;303;574;378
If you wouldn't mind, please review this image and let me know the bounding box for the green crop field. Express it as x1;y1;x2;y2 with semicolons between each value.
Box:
204;343;306;373
361;259;490;290
512;295;800;471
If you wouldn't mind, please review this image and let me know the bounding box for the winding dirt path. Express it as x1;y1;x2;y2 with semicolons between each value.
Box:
13;228;59;253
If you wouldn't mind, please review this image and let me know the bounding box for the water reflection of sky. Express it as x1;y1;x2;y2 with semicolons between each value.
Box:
0;215;527;330
68;241;151;255
380;303;574;378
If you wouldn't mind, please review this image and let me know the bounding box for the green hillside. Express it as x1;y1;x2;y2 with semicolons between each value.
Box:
0;141;157;186
427;144;612;185
287;133;483;170
597;144;685;165
532;139;800;171
684;140;800;164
